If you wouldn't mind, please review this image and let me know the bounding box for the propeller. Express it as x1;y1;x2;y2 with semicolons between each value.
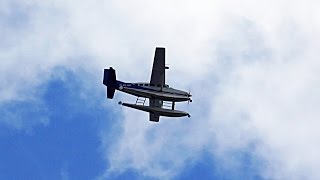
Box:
188;89;192;104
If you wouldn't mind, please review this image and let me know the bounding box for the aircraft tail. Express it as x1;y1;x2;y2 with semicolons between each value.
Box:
103;67;117;99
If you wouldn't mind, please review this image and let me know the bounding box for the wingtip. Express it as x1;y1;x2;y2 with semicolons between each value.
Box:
156;47;165;50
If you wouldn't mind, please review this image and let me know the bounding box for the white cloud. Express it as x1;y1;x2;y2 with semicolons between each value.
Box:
210;56;320;179
60;165;70;180
2;0;320;179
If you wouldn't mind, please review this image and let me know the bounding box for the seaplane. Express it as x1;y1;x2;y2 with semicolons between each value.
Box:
103;47;192;122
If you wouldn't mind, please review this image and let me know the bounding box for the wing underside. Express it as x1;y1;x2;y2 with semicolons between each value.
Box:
149;47;165;122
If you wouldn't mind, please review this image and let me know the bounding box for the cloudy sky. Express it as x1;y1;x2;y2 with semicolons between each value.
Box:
1;0;320;179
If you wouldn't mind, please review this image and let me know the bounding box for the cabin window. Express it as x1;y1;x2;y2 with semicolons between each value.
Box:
139;84;143;86
144;84;148;86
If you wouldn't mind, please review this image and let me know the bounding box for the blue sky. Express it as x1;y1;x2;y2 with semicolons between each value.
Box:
1;0;320;180
0;68;106;179
0;67;263;179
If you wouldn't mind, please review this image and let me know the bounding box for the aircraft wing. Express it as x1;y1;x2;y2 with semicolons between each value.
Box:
149;98;162;122
149;112;160;122
150;47;165;86
149;47;165;122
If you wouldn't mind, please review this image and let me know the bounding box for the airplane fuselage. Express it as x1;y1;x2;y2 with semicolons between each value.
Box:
116;81;191;102
103;47;192;122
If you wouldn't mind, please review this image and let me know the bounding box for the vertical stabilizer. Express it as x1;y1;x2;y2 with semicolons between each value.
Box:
103;67;116;99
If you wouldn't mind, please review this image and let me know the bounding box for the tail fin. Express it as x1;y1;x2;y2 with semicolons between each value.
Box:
103;67;116;99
